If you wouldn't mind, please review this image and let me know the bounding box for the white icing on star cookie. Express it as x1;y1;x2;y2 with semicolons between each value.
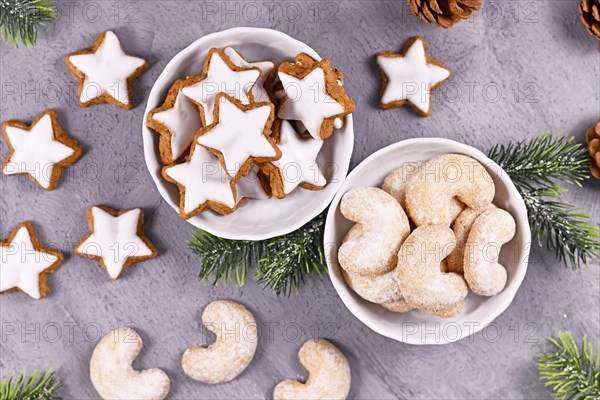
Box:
224;47;275;103
196;93;279;179
2;110;82;190
75;206;158;280
66;31;148;109
277;56;354;140
182;49;260;126
163;144;237;218
148;79;202;164
262;120;326;198
0;222;64;299
236;164;270;204
377;36;451;116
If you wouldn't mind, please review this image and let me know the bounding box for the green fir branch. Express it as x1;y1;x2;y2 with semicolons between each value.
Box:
488;133;589;190
0;370;61;400
187;230;261;287
0;0;56;47
538;332;600;400
488;133;600;270
187;212;327;295
255;215;325;295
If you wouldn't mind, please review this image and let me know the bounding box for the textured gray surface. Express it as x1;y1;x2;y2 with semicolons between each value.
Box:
1;0;599;399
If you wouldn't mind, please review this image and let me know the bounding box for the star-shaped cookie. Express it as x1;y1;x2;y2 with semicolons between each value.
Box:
147;79;202;164
1;222;64;299
377;36;451;116
75;206;158;280
66;31;148;110
182;48;260;126
2;110;82;190
163;144;237;218
196;93;279;179
261;120;326;198
223;47;276;103
277;53;355;140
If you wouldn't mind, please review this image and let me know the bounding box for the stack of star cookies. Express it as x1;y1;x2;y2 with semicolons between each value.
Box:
147;48;355;219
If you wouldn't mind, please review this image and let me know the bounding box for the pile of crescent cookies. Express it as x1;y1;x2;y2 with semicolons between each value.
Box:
338;154;517;318
146;48;355;219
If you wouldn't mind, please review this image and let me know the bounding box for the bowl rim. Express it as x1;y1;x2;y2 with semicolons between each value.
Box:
324;137;532;345
141;27;354;240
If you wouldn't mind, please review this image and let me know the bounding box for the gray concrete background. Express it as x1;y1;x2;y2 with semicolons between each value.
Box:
1;0;599;399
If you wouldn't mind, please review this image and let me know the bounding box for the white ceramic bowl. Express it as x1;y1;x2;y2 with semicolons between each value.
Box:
324;138;531;345
142;27;354;240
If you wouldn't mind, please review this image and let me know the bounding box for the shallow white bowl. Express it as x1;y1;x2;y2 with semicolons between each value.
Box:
324;138;531;345
142;27;354;240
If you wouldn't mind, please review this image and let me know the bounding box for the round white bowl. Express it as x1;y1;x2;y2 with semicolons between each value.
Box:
324;138;531;345
142;27;354;240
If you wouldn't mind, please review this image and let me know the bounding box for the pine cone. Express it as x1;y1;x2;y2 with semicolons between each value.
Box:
580;0;600;50
585;120;600;179
406;0;483;28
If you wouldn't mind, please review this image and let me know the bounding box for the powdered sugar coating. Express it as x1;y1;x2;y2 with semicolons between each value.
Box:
90;327;170;400
343;269;402;304
433;300;465;318
405;154;493;226
273;339;351;400
182;300;257;384
464;208;516;296
396;225;468;314
381;299;414;313
338;187;410;275
447;205;495;274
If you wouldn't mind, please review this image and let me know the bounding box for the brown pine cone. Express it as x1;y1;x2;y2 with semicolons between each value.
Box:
585;120;600;179
406;0;483;28
580;0;600;50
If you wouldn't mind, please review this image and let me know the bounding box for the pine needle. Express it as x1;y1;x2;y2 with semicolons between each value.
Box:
0;370;61;400
187;212;327;295
0;0;56;47
538;332;600;400
488;133;600;270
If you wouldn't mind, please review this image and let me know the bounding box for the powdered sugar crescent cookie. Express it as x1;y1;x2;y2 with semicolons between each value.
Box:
396;225;468;314
163;144;237;218
277;53;355;140
382;162;464;220
273;339;351;400
182;48;260;126
0;222;64;299
66;31;148;110
405;154;494;226
182;300;257;384
2;110;82;190
147;79;202;164
261;120;326;198
223;47;276;103
447;205;496;273
341;225;406;305
377;36;450;116
338;187;410;275
196;93;279;180
464;208;516;296
90;327;170;400
75;206;158;280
